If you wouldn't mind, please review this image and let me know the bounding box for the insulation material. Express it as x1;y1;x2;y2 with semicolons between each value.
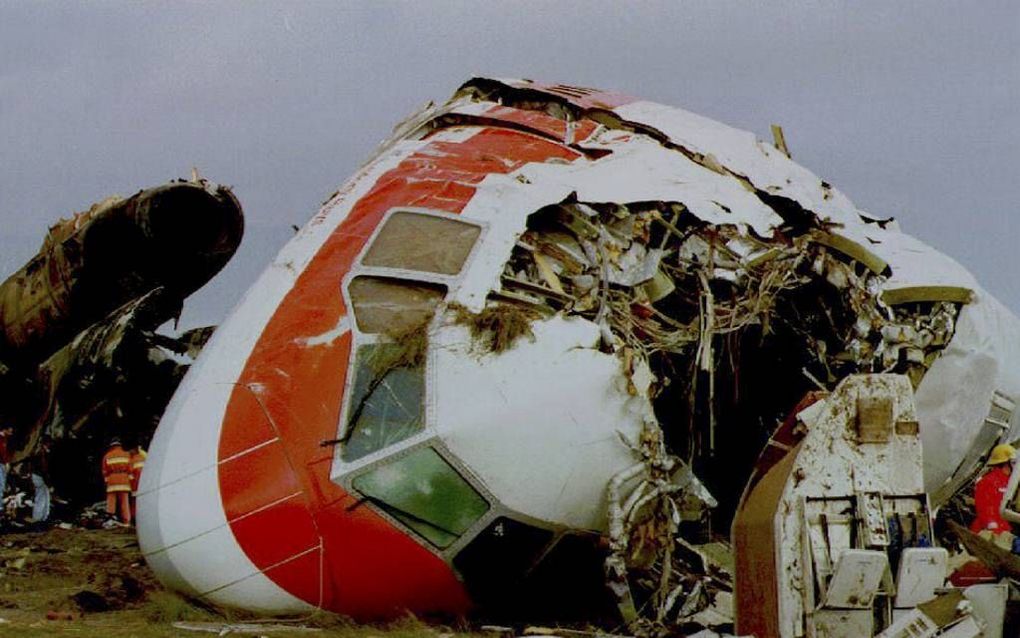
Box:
483;194;970;632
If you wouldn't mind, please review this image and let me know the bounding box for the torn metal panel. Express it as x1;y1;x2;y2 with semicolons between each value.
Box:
452;79;989;347
507;136;785;237
0;179;242;506
608;99;866;230
733;374;954;637
133;76;1020;628
430;101;602;148
0;180;242;366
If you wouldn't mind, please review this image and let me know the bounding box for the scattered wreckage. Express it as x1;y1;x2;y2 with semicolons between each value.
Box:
137;78;1020;636
0;179;243;503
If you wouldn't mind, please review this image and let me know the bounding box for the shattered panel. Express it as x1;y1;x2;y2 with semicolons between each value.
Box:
488;197;966;634
342;344;426;462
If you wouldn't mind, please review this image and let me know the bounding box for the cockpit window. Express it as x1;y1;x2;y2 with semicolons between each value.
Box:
342;344;425;462
352;447;489;548
348;276;445;334
361;212;480;275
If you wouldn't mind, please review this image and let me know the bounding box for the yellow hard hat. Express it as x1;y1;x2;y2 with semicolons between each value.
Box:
989;443;1017;466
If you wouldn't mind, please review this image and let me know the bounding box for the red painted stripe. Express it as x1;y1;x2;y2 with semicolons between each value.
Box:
218;385;276;460
217;121;581;617
262;549;324;611
481;105;599;144
220;441;300;521
229;495;319;568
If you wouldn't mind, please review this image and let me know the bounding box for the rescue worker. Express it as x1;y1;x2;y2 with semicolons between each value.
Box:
129;445;146;520
971;443;1016;537
102;439;133;525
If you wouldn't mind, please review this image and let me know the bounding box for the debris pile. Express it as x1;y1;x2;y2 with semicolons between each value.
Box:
469;197;968;632
0;178;243;508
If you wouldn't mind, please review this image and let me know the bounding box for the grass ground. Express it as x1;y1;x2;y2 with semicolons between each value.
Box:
0;526;491;638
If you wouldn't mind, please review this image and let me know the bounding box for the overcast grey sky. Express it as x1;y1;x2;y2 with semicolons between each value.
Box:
1;2;1018;329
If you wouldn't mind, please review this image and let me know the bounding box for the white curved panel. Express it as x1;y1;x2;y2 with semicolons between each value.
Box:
144;526;310;613
613;99;863;228
918;291;1020;492
136;466;222;553
432;316;646;531
206;565;317;614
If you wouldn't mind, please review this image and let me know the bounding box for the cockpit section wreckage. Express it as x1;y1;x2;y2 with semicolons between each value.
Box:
1;77;1001;636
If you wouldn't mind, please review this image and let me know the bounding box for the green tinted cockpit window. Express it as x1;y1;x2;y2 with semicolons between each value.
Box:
342;344;425;462
352;447;489;548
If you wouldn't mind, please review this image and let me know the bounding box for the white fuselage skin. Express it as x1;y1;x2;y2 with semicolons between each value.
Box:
136;78;1020;615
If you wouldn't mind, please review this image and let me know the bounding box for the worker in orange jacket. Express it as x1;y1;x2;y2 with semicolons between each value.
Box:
129;446;147;520
102;439;133;525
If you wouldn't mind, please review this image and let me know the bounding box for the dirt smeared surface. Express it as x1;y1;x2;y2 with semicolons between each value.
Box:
0;527;493;638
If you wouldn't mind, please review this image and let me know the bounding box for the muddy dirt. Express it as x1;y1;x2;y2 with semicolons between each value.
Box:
0;526;492;637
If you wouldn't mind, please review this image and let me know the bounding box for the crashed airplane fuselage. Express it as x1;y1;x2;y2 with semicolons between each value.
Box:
138;78;1020;626
0;179;243;495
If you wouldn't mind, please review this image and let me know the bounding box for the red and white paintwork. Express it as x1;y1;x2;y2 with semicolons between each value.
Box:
137;77;1020;618
136;79;644;618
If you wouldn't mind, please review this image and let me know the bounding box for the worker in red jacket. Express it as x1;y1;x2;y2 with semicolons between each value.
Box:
102;439;133;525
971;443;1017;535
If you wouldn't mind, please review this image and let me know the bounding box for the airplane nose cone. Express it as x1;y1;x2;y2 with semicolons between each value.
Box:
137;372;315;613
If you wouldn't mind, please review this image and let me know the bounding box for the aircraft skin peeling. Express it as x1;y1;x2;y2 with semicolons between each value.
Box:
124;78;1020;636
294;316;352;348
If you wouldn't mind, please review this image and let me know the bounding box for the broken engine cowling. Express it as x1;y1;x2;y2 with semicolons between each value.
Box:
0;180;243;367
0;179;242;503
